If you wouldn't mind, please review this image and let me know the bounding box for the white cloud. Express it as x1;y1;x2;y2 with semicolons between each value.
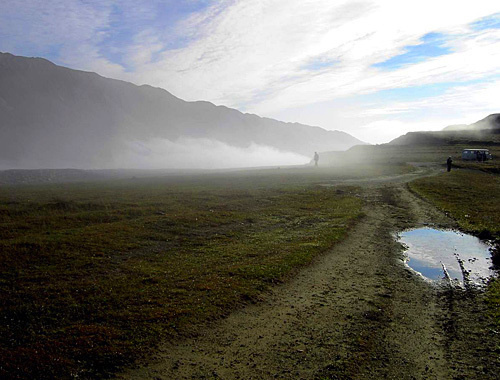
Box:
364;79;500;118
0;0;112;54
112;137;309;169
125;30;165;67
113;1;499;145
355;79;500;143
120;1;499;107
353;120;424;145
0;0;126;78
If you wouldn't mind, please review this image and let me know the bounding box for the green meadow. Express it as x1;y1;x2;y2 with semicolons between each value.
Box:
409;169;500;325
0;167;370;379
2;155;500;379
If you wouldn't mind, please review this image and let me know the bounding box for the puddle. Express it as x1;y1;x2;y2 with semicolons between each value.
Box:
397;228;496;287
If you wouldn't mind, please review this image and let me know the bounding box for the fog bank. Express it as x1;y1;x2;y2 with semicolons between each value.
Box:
0;138;310;170
0;53;364;171
114;138;310;170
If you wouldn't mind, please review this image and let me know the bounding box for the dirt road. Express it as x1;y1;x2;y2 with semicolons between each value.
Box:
116;174;500;379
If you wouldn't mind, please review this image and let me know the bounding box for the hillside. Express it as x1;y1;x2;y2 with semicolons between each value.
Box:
314;114;500;169
388;114;500;146
443;114;500;131
0;53;364;169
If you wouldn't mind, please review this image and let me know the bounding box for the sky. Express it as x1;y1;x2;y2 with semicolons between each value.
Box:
1;0;499;144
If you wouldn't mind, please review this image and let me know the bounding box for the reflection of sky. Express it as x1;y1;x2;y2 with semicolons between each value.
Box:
399;228;493;283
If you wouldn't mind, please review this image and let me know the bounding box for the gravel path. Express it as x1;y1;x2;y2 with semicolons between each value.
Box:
116;172;500;380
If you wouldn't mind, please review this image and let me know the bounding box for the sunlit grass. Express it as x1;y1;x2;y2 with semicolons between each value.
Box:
409;170;500;238
409;170;500;326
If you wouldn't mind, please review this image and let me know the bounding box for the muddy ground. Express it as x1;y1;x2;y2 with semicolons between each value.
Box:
116;168;500;380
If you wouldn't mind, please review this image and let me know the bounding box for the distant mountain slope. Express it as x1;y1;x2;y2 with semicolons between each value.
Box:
389;114;500;146
0;52;364;169
443;114;500;131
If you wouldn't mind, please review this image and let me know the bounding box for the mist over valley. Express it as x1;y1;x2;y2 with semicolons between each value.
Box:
0;53;364;170
1;4;500;379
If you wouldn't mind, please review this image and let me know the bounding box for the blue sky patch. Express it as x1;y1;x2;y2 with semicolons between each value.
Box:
470;12;500;31
358;75;497;108
364;82;451;102
373;32;452;70
95;1;214;71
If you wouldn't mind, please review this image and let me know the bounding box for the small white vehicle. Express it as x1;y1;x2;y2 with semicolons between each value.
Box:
461;148;492;161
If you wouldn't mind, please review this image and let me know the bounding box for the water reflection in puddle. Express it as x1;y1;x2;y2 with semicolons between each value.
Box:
398;228;495;287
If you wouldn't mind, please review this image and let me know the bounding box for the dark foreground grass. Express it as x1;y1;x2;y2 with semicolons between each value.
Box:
409;169;500;325
0;172;363;379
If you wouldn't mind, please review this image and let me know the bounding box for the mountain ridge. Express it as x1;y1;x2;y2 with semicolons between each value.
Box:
442;114;500;131
0;52;364;169
388;114;500;146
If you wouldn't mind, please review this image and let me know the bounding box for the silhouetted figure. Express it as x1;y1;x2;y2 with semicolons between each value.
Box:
476;151;482;162
314;152;319;167
447;156;452;172
482;151;487;162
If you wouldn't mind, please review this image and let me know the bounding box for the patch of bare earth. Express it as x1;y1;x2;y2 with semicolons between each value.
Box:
116;180;500;380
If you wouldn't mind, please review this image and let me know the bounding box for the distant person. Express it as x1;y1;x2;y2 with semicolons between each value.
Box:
446;156;452;172
314;152;319;167
482;151;487;162
476;151;482;162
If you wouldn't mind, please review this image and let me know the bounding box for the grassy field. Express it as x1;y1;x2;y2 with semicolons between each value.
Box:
452;160;500;174
409;170;500;240
0;168;368;379
409;169;500;324
3;156;497;379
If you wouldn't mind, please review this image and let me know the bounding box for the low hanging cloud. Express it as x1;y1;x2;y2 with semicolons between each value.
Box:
112;137;310;170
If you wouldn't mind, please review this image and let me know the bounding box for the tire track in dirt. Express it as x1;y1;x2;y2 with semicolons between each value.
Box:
116;178;458;380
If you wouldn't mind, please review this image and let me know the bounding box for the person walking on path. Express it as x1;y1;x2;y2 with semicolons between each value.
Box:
446;156;452;172
314;152;319;167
